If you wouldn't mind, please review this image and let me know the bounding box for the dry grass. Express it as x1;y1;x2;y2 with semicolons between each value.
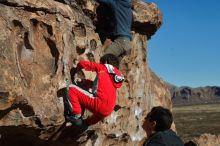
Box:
173;103;220;142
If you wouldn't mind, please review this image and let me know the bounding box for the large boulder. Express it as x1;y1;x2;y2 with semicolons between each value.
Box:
0;0;170;145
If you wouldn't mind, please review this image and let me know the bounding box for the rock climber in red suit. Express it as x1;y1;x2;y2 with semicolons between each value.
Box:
68;54;124;126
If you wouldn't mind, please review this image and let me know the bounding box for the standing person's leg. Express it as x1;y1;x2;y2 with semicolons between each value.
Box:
104;37;132;59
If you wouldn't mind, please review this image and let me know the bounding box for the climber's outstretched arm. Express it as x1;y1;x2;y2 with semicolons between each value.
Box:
77;60;102;72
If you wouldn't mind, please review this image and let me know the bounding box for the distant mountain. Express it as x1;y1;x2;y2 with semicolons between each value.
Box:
167;83;220;105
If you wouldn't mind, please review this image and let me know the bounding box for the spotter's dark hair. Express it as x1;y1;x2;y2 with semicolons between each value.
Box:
145;106;173;131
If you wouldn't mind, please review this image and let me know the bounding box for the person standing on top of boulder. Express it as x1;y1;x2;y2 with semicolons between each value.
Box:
66;54;124;127
95;0;132;61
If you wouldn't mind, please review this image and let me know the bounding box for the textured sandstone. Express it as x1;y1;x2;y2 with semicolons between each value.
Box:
0;0;170;145
192;134;220;146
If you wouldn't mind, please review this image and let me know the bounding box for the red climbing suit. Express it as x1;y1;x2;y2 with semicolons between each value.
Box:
68;60;123;125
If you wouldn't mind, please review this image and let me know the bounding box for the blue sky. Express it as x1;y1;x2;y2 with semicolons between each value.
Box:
145;0;220;87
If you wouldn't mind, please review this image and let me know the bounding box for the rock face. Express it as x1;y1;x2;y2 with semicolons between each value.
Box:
168;84;220;105
0;0;171;145
189;134;220;146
